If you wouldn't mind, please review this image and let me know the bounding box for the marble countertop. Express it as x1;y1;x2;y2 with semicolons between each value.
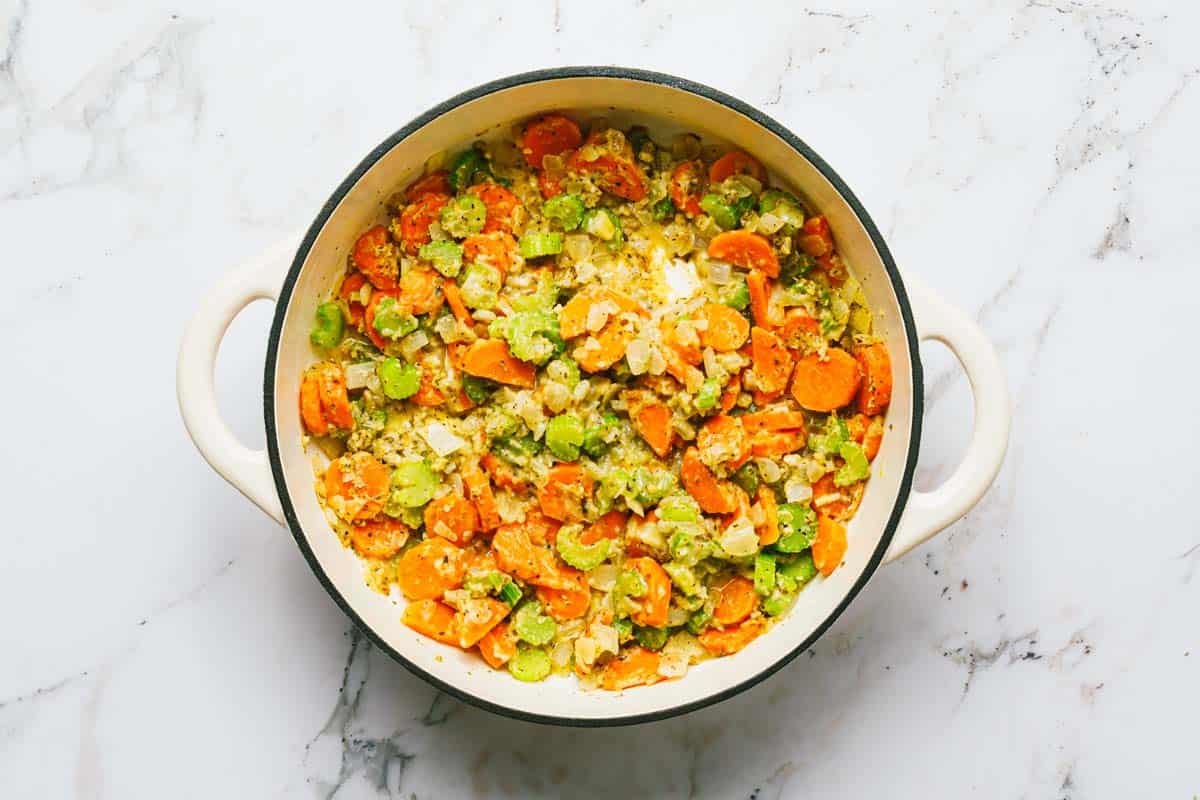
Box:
4;0;1198;797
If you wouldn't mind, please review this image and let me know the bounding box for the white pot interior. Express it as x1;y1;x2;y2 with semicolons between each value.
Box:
269;74;917;722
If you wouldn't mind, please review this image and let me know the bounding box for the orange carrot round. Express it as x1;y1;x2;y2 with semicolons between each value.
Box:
755;485;780;546
600;646;662;690
789;348;861;412
398;537;467;600
397;266;444;316
300;369;328;436
698;619;764;655
750;327;794;396
520;113;583;168
443;281;473;327
698;303;751;352
707;230;779;277
316;363;354;430
352;225;399;290
712;576;758;626
462;232;517;279
709;151;766;184
339;272;369;326
668;160;704;217
855;343;893;415
423;493;479;545
812;514;847;575
396;192;450;255
324;452;390;522
797;215;834;258
405;170;452;201
537;463;593;523
348;516;410;560
462;465;501;532
402;599;459;645
629;558;671;628
461;339;537;388
537;568;591;620
456;598;511;649
467;182;522;234
745;270;777;329
580;511;627;545
477;622;518;668
634;403;675;458
681;447;737;515
697;415;751;472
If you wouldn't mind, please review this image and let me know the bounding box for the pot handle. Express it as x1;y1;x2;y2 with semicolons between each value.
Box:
177;236;300;525
883;274;1010;563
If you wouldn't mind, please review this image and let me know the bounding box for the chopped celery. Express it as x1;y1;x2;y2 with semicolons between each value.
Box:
440;194;487;238
781;551;818;584
720;277;751;311
555;523;609;570
389;460;437;508
583;413;620;457
518;232;564;259
779;252;816;286
372;296;418;340
489;310;564;365
377;358;421;400
461;374;495;404
458;262;502;309
759;190;805;230
634;626;669;651
492;435;541;468
595;467;629;511
582;208;624;251
545;413;585;461
628;466;676;507
700;193;739;230
809;414;850;456
448;149;490;192
509;271;559;312
662;561;701;595
774;503;818;553
652;197;676;222
310;302;344;349
686;608;712;635
499;581;523;607
513;601;557;645
694;378;721;411
613;618;634;643
754;552;777;596
836;441;870;486
508;646;552;682
658;495;701;523
762;589;796;617
418;240;464;278
732;462;759;495
542;193;586;231
545;357;580;389
615;569;648;599
667;530;712;566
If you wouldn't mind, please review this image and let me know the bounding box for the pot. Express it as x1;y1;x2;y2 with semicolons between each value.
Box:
177;68;1009;726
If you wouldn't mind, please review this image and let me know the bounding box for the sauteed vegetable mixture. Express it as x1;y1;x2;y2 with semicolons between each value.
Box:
300;114;892;688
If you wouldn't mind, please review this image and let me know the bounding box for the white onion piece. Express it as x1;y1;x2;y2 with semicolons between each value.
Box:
421;421;466;456
706;260;732;285
785;480;813;503
343;362;375;390
719;516;759;556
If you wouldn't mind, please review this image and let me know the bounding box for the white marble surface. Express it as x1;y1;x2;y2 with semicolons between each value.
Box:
3;0;1198;796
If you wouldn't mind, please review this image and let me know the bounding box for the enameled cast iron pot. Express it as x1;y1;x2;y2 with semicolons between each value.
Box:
178;68;1010;726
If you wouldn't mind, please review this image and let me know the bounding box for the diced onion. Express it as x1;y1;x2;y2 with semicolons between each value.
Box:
626;338;651;375
719;516;759;556
551;639;573;667
421;421;466;456
706;260;732;285
564;234;593;261
667;606;690;627
589;564;618;591
343;362;375;390
657;652;690;679
755;458;782;483
591;623;619;655
785;479;813;503
400;330;429;360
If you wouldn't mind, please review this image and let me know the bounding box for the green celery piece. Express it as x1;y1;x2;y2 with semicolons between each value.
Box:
310;302;344;349
508;646;552;681
556;524;609;571
512;601;557;646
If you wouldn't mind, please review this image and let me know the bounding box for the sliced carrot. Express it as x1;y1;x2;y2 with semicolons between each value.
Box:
698;619;764;656
490;524;570;588
423;493;479;545
812;514;847;576
348;516;410;560
520;113;583;168
519;510;562;547
600;646;662;690
810;472;856;519
855;343;893;415
709;151;767;184
633;403;675;458
712;576;758;626
719;383;740;413
707;230;779;277
558;286;643;339
580;510;627;545
697;414;751;472
462;232;517;279
698;303;751;352
629;558;671;629
324;452;390;522
352;225;400;290
339;273;369;327
397;266;444;316
668;159;704;217
461;339;536;388
780;307;820;347
467;182;522;234
749;430;806;458
411;367;446;408
538;168;565;199
797;215;834;258
397;537;467;600
568;149;646;201
755;485;780;546
537;463;593;523
789;348;861;412
405;170;452;201
481;453;528;493
746;270;778;329
403;599;459;645
363;289;398;350
456;597;511;649
575;320;637;373
816;253;848;287
443;280;473;327
740;409;806;434
661;318;703;365
396;192;450;255
537;567;591;621
316;363;354;430
681;447;737;514
478;622;518;669
299;368;328;435
750;327;794;396
462;464;501;532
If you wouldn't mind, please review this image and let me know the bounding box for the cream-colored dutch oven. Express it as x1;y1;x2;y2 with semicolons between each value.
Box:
178;68;1010;726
